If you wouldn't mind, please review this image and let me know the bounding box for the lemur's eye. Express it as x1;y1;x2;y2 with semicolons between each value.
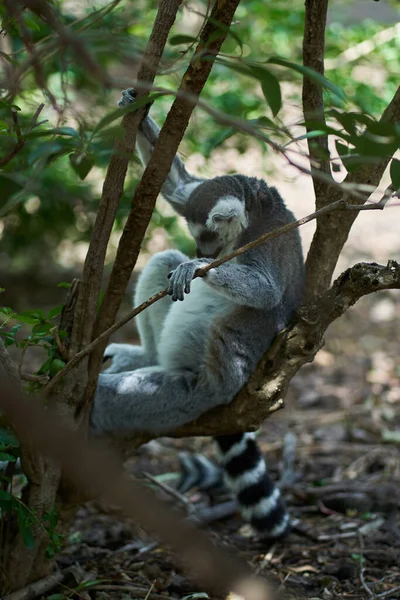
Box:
199;230;217;243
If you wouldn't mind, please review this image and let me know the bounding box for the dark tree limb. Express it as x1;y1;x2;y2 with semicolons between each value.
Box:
302;0;332;205
70;0;182;357
89;0;242;383
0;376;273;600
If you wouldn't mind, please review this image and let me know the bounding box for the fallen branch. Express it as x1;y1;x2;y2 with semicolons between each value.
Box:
2;571;64;600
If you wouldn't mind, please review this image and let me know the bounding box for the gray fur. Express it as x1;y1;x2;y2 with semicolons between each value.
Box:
90;91;305;436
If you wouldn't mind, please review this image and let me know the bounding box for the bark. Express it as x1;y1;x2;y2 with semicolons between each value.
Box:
302;0;332;204
305;84;400;298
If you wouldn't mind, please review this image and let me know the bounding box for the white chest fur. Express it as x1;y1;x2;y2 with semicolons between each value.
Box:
157;278;232;372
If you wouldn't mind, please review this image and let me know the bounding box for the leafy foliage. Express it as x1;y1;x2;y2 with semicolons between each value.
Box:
0;0;398;269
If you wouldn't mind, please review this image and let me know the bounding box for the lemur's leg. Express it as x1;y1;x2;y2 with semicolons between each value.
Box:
118;88;203;215
104;250;188;373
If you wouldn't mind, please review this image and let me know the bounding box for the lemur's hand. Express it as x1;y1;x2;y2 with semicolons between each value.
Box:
167;258;211;301
117;87;137;108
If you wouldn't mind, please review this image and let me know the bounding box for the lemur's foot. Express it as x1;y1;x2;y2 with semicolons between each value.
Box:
117;87;137;108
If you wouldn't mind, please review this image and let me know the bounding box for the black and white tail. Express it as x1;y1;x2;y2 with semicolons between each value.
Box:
178;432;290;541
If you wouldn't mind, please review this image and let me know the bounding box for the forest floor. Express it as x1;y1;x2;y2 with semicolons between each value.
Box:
41;287;399;600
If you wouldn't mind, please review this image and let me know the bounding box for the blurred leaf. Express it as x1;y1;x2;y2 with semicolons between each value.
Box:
69;152;95;180
0;174;25;208
0;452;17;461
390;158;400;192
0;429;19;447
48;305;63;319
169;34;198;45
268;56;345;101
27;127;79;139
249;65;281;116
16;503;36;549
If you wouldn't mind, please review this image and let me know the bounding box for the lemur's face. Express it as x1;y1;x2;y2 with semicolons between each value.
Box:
186;195;248;259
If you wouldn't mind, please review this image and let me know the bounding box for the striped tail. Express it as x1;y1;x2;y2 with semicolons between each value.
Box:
178;433;290;540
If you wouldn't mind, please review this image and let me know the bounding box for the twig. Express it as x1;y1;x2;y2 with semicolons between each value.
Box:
377;586;400;599
302;0;331;206
2;570;64;600
91;584;170;600
0;103;45;168
45;196;393;392
142;471;193;512
49;326;68;361
68;0;183;358
358;532;375;598
92;0;243;370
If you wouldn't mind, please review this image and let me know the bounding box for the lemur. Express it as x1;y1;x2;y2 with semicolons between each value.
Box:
90;88;305;540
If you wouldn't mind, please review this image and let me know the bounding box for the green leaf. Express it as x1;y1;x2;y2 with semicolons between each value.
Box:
48;305;63;319
0;174;24;206
0;452;17;461
169;34;198;45
390;158;400;192
32;323;53;334
27;126;79;139
0;489;14;511
69;152;95;180
49;359;66;377
0;428;19;447
16;503;36;549
57;282;71;289
268;56;345;101
249;65;281;116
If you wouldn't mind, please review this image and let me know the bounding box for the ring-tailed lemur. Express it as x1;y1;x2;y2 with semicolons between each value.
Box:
90;88;305;540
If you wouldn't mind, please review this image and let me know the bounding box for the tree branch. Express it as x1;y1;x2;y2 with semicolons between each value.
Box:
88;0;242;386
69;0;182;357
302;0;332;206
102;260;400;448
305;84;400;298
46;197;394;392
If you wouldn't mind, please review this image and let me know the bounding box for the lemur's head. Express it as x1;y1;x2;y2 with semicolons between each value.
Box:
180;177;249;259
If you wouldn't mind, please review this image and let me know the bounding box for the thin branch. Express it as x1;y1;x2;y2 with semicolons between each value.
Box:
69;0;182;356
0;104;45;168
2;571;64;600
90;0;242;376
45;196;395;392
17;0;110;87
0;339;22;388
302;0;332;207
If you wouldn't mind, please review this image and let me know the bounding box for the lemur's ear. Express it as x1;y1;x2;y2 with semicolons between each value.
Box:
206;196;248;231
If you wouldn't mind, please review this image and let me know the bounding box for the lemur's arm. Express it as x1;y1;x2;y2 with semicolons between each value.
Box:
168;257;282;310
118;88;203;214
